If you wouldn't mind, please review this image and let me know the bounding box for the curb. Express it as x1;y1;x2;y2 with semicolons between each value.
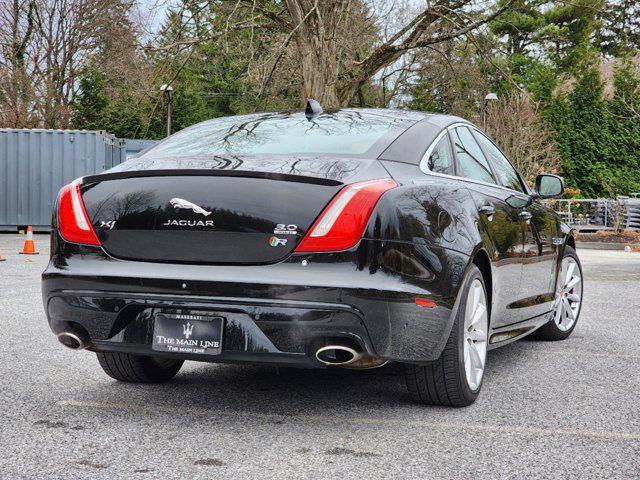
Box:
576;241;638;251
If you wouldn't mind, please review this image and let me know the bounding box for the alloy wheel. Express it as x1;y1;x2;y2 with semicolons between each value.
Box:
463;279;488;391
554;257;582;332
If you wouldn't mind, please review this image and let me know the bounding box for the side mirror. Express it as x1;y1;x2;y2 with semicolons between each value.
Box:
535;174;564;199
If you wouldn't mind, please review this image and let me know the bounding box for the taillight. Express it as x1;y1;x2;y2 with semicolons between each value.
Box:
294;178;397;253
57;179;100;246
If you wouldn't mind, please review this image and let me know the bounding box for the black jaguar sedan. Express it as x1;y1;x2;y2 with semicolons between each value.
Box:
42;105;583;406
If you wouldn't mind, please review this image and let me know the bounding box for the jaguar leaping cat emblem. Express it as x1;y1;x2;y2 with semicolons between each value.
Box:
169;198;212;216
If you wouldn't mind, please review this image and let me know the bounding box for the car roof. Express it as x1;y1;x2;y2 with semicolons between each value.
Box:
421;114;471;129
378;113;474;165
176;108;466;132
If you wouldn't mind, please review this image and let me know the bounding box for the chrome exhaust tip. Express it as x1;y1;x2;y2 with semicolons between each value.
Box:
315;345;363;366
57;332;89;350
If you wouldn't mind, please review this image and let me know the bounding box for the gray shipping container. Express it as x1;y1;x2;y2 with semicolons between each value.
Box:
0;129;126;231
121;138;158;162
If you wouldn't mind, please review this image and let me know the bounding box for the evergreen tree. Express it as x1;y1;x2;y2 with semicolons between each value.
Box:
597;0;640;56
71;69;109;131
542;61;640;196
491;0;604;84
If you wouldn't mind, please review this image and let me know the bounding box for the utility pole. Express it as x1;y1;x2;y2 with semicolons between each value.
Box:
482;92;498;131
160;84;174;137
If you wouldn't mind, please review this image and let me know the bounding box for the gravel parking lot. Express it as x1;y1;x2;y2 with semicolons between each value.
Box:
1;233;638;479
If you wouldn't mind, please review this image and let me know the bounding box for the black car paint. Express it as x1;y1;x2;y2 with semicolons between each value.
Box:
42;109;573;367
44;228;466;364
378;156;567;334
84;174;333;264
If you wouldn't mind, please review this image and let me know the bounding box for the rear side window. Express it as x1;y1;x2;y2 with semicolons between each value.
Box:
451;127;496;184
474;132;525;193
424;134;455;175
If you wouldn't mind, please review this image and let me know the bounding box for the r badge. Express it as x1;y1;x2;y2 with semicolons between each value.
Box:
269;236;287;247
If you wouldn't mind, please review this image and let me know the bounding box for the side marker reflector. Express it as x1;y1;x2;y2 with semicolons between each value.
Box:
415;298;436;308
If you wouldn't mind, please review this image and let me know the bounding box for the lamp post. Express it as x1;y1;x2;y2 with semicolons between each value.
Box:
160;84;174;137
482;92;498;131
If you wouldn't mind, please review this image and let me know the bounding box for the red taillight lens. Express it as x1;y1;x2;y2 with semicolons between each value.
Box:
294;178;397;253
57;179;100;246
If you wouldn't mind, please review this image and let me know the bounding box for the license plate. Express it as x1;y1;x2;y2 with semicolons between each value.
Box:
152;313;223;356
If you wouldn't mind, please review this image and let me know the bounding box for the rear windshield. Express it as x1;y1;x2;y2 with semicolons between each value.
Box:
144;111;420;156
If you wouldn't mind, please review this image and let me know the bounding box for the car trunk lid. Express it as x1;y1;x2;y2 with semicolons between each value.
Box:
80;155;389;264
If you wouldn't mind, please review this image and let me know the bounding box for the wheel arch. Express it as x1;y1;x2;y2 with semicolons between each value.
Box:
470;248;493;325
559;231;577;272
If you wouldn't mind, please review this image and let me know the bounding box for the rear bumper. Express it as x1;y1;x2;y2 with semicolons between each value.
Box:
42;235;470;365
46;291;375;368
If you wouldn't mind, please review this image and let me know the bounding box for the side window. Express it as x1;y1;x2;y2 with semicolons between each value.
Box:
474;132;525;193
451;126;496;184
424;133;455;175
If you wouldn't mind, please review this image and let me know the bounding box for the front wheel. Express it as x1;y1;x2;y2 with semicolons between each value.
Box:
404;264;489;407
97;352;183;383
530;246;583;341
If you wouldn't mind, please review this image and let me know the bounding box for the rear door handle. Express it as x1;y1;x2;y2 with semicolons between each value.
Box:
520;210;533;222
479;205;495;216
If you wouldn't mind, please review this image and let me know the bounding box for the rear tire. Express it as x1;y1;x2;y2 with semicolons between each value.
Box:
404;265;488;407
530;246;582;341
97;352;183;383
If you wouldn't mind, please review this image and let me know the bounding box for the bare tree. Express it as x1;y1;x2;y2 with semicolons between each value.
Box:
0;0;138;128
486;91;562;185
31;0;136;127
332;0;512;105
0;0;37;127
161;0;514;108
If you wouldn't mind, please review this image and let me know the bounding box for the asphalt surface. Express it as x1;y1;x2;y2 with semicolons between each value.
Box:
0;233;639;479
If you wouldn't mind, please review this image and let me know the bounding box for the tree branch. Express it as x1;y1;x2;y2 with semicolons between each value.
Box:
258;5;316;96
339;0;516;103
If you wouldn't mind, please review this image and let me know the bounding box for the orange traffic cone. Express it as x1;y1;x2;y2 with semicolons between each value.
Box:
0;248;5;261
19;226;39;255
